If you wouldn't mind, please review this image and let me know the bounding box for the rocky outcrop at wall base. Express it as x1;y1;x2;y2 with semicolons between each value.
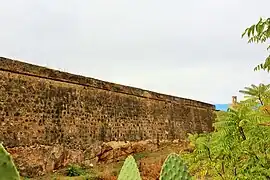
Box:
7;140;173;177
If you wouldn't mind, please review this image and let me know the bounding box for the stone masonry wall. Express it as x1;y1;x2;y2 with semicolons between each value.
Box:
0;57;215;176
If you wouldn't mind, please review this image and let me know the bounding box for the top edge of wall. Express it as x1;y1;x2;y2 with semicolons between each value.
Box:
0;56;214;108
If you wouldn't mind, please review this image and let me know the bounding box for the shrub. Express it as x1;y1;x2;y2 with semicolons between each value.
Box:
66;164;85;177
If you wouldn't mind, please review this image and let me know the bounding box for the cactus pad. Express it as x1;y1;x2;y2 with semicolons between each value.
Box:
117;155;141;180
159;153;192;180
0;143;20;180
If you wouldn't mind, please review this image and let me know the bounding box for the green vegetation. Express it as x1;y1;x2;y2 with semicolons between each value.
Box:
118;153;192;180
133;151;149;161
159;153;192;180
0;143;20;180
66;164;87;177
242;17;270;72
181;17;270;179
118;155;141;180
183;103;270;179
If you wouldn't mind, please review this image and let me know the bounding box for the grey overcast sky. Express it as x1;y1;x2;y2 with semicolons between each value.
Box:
0;0;269;104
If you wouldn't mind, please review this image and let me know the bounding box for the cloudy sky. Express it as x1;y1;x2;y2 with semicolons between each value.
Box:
0;0;269;104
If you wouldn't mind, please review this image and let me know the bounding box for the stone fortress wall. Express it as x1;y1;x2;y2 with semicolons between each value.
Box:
0;57;215;176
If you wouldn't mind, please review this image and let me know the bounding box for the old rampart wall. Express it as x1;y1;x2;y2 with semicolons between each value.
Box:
0;57;215;176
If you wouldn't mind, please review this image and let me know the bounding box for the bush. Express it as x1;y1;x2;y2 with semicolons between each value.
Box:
66;164;85;177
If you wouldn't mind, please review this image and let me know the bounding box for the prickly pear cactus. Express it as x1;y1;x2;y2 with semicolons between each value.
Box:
159;153;192;180
117;155;141;180
0;143;20;180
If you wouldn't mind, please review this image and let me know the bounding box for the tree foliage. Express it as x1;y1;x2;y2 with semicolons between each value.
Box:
182;17;270;179
183;90;270;179
239;83;270;105
242;17;270;72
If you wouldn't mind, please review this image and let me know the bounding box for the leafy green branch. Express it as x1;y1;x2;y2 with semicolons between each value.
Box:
242;17;270;72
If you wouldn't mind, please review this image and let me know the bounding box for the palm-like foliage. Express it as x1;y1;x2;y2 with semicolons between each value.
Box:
239;83;270;105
